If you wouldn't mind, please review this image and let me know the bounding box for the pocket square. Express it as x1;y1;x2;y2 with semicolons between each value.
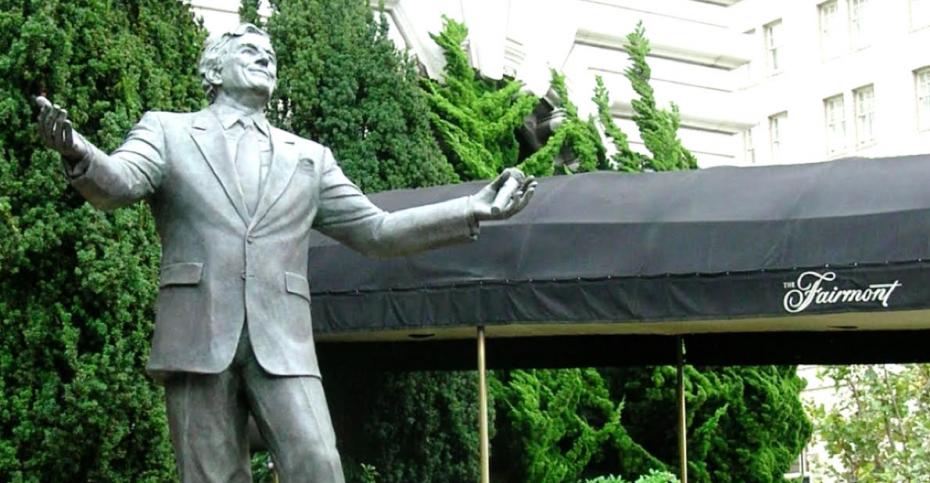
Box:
298;157;315;173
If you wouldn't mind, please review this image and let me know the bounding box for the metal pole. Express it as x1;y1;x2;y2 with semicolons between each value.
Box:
478;326;490;483
676;336;688;483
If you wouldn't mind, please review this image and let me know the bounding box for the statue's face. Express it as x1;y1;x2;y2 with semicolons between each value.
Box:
218;32;277;100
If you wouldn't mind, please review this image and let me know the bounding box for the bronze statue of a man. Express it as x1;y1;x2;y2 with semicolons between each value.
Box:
36;23;535;483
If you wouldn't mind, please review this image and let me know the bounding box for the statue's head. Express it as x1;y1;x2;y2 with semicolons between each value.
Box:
198;23;277;103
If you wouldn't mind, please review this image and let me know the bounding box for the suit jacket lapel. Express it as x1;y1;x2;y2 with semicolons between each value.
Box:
189;110;250;225
250;128;299;229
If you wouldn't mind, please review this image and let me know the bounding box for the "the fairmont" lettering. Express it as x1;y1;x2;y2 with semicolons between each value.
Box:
783;271;901;314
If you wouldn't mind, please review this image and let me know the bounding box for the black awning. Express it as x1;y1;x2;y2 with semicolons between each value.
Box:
308;155;930;365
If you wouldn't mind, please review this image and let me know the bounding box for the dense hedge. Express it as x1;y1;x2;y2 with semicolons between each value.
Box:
0;0;206;481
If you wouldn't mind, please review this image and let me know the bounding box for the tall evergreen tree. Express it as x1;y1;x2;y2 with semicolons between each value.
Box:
422;18;540;179
624;22;698;171
238;0;264;26
265;0;457;193
602;365;811;482
593;75;643;172
423;19;608;179
0;1;206;480
519;70;607;176
493;369;666;482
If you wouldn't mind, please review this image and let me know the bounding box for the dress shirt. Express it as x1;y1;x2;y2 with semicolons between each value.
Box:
210;104;273;190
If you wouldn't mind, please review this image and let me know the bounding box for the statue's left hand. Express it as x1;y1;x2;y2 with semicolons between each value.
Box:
35;96;90;163
470;168;537;221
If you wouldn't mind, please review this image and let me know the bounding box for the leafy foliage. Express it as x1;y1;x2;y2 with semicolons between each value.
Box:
601;366;811;483
584;469;680;483
492;369;666;482
810;364;930;482
422;18;539;180
265;0;457;193
592;75;643;172
327;369;486;483
238;0;264;26
624;22;697;172
0;0;206;481
520;71;607;176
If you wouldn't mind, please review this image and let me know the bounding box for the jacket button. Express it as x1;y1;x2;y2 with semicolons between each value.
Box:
247;236;255;244
240;271;246;280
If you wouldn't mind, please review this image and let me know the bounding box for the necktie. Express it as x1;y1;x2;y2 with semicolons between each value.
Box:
236;121;261;215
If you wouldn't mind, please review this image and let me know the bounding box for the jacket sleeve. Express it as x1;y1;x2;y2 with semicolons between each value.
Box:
68;112;167;211
312;147;479;259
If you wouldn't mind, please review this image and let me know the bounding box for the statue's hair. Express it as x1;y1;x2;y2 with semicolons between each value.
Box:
198;23;271;101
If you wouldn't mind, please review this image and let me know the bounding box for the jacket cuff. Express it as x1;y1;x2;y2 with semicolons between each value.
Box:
62;136;98;180
465;196;480;240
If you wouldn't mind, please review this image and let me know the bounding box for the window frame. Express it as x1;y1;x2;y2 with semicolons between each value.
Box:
769;112;788;163
764;20;784;74
819;1;842;60
853;84;875;147
823;94;847;156
848;0;870;50
916;67;930;131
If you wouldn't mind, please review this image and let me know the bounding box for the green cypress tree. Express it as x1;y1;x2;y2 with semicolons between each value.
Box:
327;369;485;483
493;369;667;482
0;0;206;481
424;18;612;180
265;0;457;193
520;70;607;176
592;75;643;172
239;0;264;26
624;22;698;172
422;18;540;180
602;365;811;482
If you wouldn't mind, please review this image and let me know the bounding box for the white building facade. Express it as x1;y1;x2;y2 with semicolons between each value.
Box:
731;0;930;165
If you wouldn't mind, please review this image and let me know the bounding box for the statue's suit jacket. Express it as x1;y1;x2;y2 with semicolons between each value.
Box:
70;108;477;379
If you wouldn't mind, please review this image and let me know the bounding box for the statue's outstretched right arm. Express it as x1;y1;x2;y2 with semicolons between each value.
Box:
36;96;166;211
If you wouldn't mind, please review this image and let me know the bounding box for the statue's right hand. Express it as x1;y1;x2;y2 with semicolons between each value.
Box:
35;96;88;161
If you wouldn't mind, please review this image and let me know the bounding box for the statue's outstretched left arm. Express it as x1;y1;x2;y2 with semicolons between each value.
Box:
313;148;536;258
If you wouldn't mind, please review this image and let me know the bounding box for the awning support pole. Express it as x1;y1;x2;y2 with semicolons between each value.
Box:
677;336;688;483
478;325;490;483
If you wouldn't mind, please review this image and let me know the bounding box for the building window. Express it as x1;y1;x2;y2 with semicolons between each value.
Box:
769;112;787;162
912;0;930;29
848;0;870;49
819;1;842;59
916;67;930;130
785;451;809;479
743;128;756;164
853;85;875;146
743;29;756;78
824;94;846;155
765;20;783;73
